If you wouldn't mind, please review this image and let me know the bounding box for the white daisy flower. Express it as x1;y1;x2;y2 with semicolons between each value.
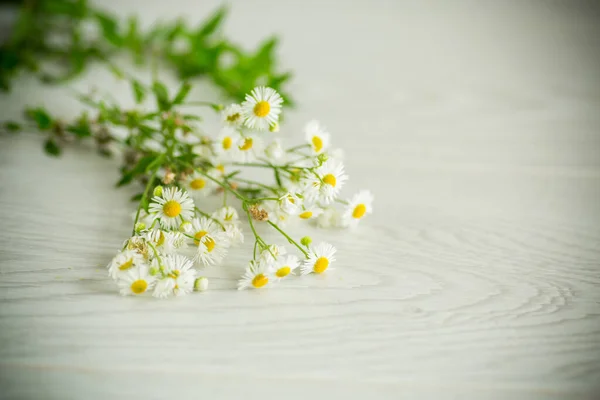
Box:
279;192;301;216
304;120;330;154
117;264;156;296
305;160;348;204
237;260;271;290
301;242;337;275
316;206;342;228
260;244;287;264
266;202;292;226
342;190;374;227
123;236;152;261
107;250;145;280
148;187;195;230
297;204;324;221
183;171;215;198
241;86;283;131
190;217;230;266
145;230;187;255
214;127;241;161
235;133;261;162
221;104;244;127
211;206;240;227
270;254;300;281
152;254;196;299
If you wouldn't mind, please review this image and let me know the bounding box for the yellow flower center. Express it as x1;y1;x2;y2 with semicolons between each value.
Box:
275;266;291;278
222;136;233;150
118;258;134;271
252;273;269;288
226;113;240;122
313;257;329;274
322;174;336;187
253;101;270;117
312;136;323;152
239;137;253;151
168;270;180;279
352;204;366;219
130;279;148;294
194;230;216;252
299;211;313;219
156;231;165;247
190;178;206;190
216;164;225;174
163;200;181;218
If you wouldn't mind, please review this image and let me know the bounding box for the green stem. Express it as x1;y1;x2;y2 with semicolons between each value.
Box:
233;177;280;194
195;168;245;201
267;221;309;257
286;144;311;153
195;207;225;230
335;198;349;205
131;155;163;236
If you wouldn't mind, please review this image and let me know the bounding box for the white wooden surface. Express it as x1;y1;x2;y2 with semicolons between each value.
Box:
1;1;600;399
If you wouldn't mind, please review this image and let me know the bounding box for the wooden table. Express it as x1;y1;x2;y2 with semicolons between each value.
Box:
1;1;599;398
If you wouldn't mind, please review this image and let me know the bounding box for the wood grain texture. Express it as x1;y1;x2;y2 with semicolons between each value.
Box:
1;1;600;399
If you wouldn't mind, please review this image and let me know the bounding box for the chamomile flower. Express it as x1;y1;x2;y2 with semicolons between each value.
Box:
152;254;196;298
214;127;241;160
190;217;230;266
305;120;330;154
123;236;151;260
305;160;348;204
237;260;271;290
221;104;244;127
183;171;215;198
117;264;156;296
260;244;287;263
235;133;261;162
107;250;145;280
241;86;283;131
279;192;301;216
212;206;240;227
145;230;187;254
342;190;374;227
301;242;337;275
148;187;194;230
270;254;300;281
297;204;324;221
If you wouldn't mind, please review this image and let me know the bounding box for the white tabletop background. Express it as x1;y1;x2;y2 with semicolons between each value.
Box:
1;1;599;399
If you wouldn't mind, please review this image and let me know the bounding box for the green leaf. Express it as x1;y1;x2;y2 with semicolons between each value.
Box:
130;192;144;202
25;107;52;130
131;80;146;104
3;121;21;133
172;82;192;105
197;7;227;37
95;12;123;47
116;154;157;187
151;81;170;111
44;138;61;156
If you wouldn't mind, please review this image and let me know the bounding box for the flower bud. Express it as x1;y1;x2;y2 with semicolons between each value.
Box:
149;266;160;276
194;276;209;292
269;122;280;133
134;222;146;233
153;185;163;197
179;221;192;233
317;153;329;164
300;236;312;247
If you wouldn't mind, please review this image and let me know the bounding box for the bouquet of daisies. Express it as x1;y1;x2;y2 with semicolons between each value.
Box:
101;86;374;298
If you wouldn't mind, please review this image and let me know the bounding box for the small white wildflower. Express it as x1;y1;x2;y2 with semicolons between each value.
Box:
221;104;244;127
237;260;271;290
301;242;337;275
190;217;230;266
224;224;244;245
270;254;300;281
107;250;145;280
152;254;196;299
183;171;215;198
264;139;284;160
342;190;374;228
241;86;283;131
260;244;287;264
304;120;330;154
279;192;301;216
148;187;195;230
212;206;240;227
316;206;342;228
214;127;241;161
304;160;348;205
117;264;156;296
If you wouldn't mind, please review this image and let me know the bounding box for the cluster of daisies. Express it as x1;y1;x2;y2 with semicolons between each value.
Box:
106;86;373;297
